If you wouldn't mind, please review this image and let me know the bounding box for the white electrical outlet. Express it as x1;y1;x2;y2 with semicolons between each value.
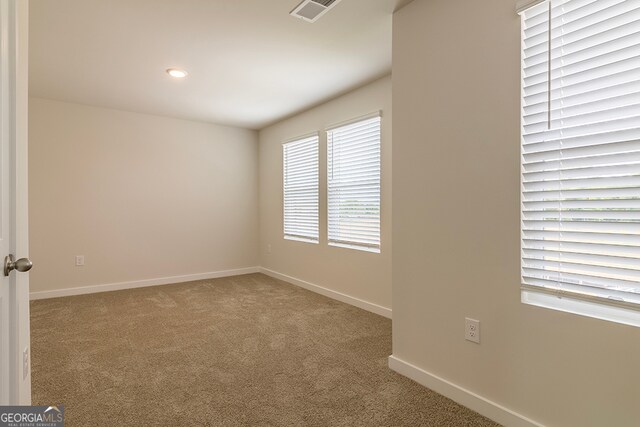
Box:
23;347;29;380
267;244;272;254
75;255;85;266
465;318;480;344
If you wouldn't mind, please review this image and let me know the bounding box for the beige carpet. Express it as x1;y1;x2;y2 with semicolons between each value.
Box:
30;273;499;426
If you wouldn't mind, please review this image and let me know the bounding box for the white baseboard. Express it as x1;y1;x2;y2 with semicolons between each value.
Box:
29;267;260;300
259;267;392;318
388;355;544;427
30;266;393;320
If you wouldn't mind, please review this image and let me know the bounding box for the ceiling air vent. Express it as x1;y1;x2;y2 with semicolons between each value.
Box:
290;0;342;23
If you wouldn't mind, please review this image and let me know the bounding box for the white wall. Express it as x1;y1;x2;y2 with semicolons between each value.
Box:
259;76;392;313
392;1;640;426
29;98;258;294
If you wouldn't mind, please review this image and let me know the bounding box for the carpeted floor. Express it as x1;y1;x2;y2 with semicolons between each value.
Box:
30;273;499;426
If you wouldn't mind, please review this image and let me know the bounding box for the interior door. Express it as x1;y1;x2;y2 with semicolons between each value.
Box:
0;0;31;405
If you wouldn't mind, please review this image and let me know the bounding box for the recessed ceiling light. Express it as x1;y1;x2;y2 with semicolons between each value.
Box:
166;68;188;79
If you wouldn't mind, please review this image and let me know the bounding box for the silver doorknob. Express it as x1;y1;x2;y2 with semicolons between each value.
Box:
4;254;32;277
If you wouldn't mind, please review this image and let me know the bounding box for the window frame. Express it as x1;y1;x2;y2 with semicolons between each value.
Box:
518;0;640;327
326;113;382;254
282;133;320;244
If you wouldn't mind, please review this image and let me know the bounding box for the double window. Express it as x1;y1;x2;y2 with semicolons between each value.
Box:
519;0;640;325
283;115;382;253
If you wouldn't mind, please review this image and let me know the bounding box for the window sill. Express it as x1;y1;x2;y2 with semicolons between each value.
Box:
328;242;380;254
522;288;640;328
284;236;319;245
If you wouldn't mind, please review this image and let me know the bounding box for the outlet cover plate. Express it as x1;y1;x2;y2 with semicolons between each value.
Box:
465;318;480;344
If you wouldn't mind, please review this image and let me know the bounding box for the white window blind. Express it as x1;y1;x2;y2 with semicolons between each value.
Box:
327;115;381;252
283;135;319;243
520;0;640;310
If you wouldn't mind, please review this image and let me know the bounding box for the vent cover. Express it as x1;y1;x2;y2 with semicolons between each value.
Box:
290;0;342;23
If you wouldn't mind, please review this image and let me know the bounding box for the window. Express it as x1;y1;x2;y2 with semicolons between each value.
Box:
520;0;640;325
327;115;381;253
283;135;319;243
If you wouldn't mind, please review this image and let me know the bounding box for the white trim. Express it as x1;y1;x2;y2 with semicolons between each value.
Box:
284;235;319;245
29;266;392;322
522;289;640;328
521;284;640;311
516;0;546;14
259;267;391;318
29;267;260;300
388;356;544;427
326;110;382;133
5;0;31;406
282;131;319;145
328;241;380;254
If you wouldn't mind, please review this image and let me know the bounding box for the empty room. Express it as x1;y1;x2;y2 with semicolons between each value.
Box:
0;0;638;426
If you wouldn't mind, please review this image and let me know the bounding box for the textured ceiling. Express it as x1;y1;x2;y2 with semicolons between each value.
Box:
30;0;402;129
